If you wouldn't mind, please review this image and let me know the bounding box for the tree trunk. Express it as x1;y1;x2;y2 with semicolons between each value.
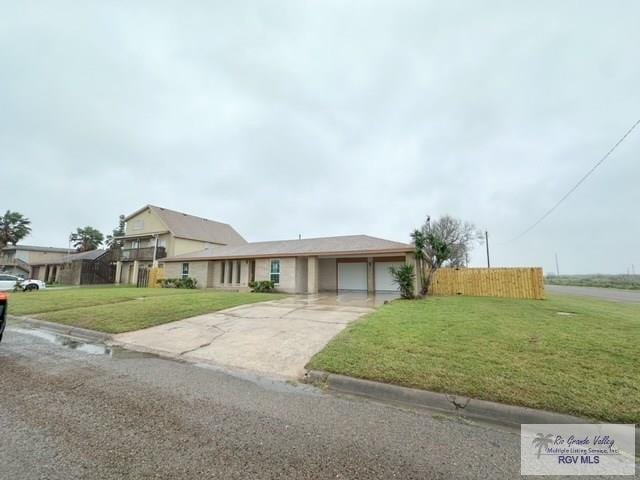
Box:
417;259;428;297
422;266;437;296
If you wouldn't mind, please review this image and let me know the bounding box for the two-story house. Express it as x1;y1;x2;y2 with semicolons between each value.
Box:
115;205;247;285
0;245;71;280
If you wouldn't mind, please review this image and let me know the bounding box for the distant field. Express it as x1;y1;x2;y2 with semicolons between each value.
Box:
545;274;640;290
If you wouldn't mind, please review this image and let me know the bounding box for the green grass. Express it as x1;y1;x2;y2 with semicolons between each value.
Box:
8;287;200;316
308;295;640;423
545;274;640;290
7;287;284;334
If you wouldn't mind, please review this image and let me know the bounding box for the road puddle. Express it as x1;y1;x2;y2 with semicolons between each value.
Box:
7;326;318;390
8;326;177;361
9;327;113;355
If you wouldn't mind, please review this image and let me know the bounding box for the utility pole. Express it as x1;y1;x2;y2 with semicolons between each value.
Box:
152;234;159;267
485;231;490;268
555;253;560;276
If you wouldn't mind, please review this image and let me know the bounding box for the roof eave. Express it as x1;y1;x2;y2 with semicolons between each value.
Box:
172;235;227;244
162;247;413;263
119;230;170;240
124;205;152;221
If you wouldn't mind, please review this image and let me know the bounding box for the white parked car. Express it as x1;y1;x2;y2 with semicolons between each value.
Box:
0;274;47;292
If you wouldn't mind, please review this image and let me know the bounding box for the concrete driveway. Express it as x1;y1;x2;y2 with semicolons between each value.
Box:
113;295;379;378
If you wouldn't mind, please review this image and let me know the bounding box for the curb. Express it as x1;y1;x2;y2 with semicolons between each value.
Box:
304;370;638;435
7;315;112;343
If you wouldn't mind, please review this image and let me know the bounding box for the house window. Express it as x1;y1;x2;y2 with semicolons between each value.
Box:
181;263;189;279
235;261;241;283
270;259;280;285
228;261;233;284
220;261;226;283
132;219;144;231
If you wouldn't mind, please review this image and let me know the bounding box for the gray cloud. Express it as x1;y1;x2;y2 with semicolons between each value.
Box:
2;1;638;273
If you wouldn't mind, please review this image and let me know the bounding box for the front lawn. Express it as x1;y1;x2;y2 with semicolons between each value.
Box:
7;287;284;334
308;295;640;423
8;286;199;316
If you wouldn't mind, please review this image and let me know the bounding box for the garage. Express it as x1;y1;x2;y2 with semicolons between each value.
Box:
337;262;367;291
374;261;404;292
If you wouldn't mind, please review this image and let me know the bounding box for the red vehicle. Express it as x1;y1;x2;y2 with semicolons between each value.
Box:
0;292;6;342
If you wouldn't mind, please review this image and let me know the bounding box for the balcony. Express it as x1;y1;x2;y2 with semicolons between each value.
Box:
0;257;31;272
119;246;166;262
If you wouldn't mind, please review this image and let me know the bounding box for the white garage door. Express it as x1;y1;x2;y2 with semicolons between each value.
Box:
337;262;368;291
374;261;404;292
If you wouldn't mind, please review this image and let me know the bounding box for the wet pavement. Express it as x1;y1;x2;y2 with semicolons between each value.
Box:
112;294;380;378
0;324;531;479
546;284;640;303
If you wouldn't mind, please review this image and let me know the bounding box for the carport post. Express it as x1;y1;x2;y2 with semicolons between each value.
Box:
307;256;319;294
131;260;140;286
115;261;122;284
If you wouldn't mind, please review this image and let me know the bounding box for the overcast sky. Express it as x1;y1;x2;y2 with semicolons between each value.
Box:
2;1;638;274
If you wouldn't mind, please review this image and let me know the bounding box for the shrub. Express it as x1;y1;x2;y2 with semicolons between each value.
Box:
248;280;275;292
159;277;198;289
389;264;416;299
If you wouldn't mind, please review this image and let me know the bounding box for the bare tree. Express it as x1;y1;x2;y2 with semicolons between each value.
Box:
411;215;483;296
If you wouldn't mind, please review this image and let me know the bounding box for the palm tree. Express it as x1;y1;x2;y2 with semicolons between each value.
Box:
0;210;32;249
410;228;428;296
532;433;554;459
70;226;104;252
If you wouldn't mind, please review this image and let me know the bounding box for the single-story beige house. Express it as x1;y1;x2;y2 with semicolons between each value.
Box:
161;235;415;294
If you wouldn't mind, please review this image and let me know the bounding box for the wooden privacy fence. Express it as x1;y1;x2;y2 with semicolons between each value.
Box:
430;267;544;299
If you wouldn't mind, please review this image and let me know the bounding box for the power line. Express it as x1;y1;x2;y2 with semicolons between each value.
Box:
509;118;640;242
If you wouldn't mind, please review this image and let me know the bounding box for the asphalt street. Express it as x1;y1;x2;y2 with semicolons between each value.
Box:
546;284;640;303
0;326;629;479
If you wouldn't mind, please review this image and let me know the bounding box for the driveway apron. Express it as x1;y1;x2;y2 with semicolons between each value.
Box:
113;295;376;378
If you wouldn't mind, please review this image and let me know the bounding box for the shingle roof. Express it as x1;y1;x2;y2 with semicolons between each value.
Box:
127;205;247;245
1;245;70;253
164;235;412;261
62;249;107;262
30;249;108;265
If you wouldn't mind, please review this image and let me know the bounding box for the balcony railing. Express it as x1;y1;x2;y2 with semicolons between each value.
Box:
119;246;166;262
